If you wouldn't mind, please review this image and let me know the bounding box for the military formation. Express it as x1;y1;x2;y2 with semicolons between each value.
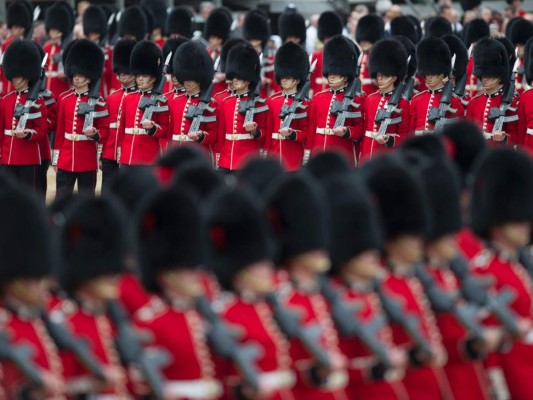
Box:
1;0;533;399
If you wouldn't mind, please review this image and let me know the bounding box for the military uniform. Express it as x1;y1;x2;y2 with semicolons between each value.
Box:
463;19;490;98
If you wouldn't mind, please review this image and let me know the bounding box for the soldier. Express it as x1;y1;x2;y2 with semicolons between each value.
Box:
117;40;170;167
100;39;136;194
266;42;310;171
278;10;307;46
469;148;533;400
508;18;533;94
169;41;218;155
162;38;189;96
360;39;410;161
165;6;194;40
217;43;268;172
464;19;490;98
409;37;464;134
441;34;469;111
203;7;233;61
53;39;109;198
307;35;364;166
0;40;47;193
212;38;248;103
518;37;533;152
466;38;519;145
356;15;385;95
310;11;343;96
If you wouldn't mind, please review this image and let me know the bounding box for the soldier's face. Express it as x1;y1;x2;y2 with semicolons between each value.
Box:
284;36;301;45
291;250;331;274
72;74;90;90
136;75;156;91
159;268;203;299
209;36;223;48
424;74;445;90
118;73;135;87
481;77;501;92
343;249;382;281
360;41;372;52
183;80;201;94
235;260;275;295
280;78;299;91
426;234;458;262
232;79;249;92
5;278;49;306
517;44;525;58
49;29;63;41
11;77;29;91
87;32;100;43
492;222;532;249
10;26;25;38
81;275;120;301
386;235;424;264
376;74;396;92
327;75;347;90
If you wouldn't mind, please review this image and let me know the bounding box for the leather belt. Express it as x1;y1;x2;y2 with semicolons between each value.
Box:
65;133;91;141
225;133;253;141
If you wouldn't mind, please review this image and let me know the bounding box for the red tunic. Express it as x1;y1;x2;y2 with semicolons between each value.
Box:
217;92;269;171
266;92;309;171
117;89;170;165
360;52;379;96
458;228;485;261
310;51;327;96
409;89;464;134
465;90;519;145
466;54;480;98
117;271;151;318
102;87;135;162
360;90;411;162
518;88;533;152
0;91;47;165
43;41;71;100
101;45;115;98
307;88;364;166
53;90;109;172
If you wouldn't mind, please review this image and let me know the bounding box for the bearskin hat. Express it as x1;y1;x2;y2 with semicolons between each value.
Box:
509;18;533;46
505;17;521;41
306;151;351;181
162;37;189;75
156;146;211;185
369;38;408;82
137;188;205;293
391;15;420;44
326;173;383;271
61;39;78;72
204;7;232;42
525;37;533;84
274;41;309;87
172;162;225;202
165;6;193;38
318;11;343;43
45;1;74;39
219;37;248;73
356;14;384;44
417;37;452;77
140;0;167;31
471;149;533;239
424;16;452;38
130;40;163;79
83;5;108;38
65;39;105;86
460;0;481;11
141;6;155;37
237;157;285;196
474;37;510;83
58;197;127;294
463;19;490;48
3;39;41;83
395;35;417;78
442;34;468;79
323;35;359;81
225;43;261;84
278;11;306;45
173;41;214;91
6;1;31;32
496;36;517;75
243;9;271;48
400;134;448;160
119;6;147;41
112;39;136;74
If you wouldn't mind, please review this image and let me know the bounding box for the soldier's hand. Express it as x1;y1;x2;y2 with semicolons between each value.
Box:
57;71;66;81
279;128;291;137
53;165;58;173
99;365;126;391
214;72;226;83
387;347;408;370
14;129;28;138
517;317;533;339
492;131;506;142
244;121;258;133
84;127;97;137
481;327;505;353
41;371;66;396
188;131;203;141
333;127;347;137
376;135;388;145
141;120;155;130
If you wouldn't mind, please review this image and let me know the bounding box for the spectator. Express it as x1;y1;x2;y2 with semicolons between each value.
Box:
199;1;215;21
306;13;319;53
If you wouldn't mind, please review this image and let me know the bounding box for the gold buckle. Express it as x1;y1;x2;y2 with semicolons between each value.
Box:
232;133;237;140
133;128;139;135
72;133;78;141
325;128;334;136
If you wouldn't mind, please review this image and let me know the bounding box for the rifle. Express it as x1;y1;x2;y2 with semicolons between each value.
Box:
402;76;415;101
453;74;468;108
138;52;172;123
373;81;405;140
519;246;533;282
0;331;43;386
329;77;362;130
25;6;41;41
77;78;108;132
106;300;168;400
428;54;458;132
186;84;217;134
278;59;318;130
13;54;48;131
239;79;268;126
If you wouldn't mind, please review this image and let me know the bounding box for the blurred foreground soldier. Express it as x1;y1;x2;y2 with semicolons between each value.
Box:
409;37;464;134
0;40;47;193
470;149;533;400
203;7;233;61
101;39;136;194
53;39;108;199
266;42;310;171
507;18;533;94
464;19;490;98
117;41;170;167
356;15;385;95
308;36;364;167
0;187;66;399
466;38;519;145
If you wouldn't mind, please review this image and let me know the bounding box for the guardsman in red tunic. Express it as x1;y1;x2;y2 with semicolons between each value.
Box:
204;8;232;63
169;41;218;156
0;187;66;400
0;40;47;193
134;188;223;399
100;39;136;194
213;38;247;104
325;173;409;400
518;39;533;152
118;5;148;43
207;187;297;400
508;18;533;94
53;40;109;199
356;15;385;96
409;37;464;135
360;39;411;162
266;43;309;171
466;38;519;145
310;12;343;97
441;35;469;113
469;148;533;400
162;38;188;97
265;173;351;400
364;156;453;400
217;44;269;172
117;40;170;167
464;19;490;98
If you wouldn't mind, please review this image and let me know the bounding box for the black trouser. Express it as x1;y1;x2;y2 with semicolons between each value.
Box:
101;158;119;195
56;169;97;200
2;165;38;192
36;160;50;200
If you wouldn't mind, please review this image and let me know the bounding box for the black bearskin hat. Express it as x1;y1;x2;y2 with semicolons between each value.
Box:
275;42;309;86
278;11;306;45
141;6;155;37
356;14;384;44
460;0;481;11
83;5;108;38
119;6;148;41
219;37;247;73
323;35;359;81
400;134;448;160
130;40;163;79
7;0;31;32
508;17;533;46
306;151;351;181
225;43;261;84
424;16;452;38
112;39;136;75
45;2;74;39
471;149;533;239
58;197;127;294
162;37;189;76
395;35;417;78
3;39;41;83
417;37;452;77
442;34;469;79
172;162;226;202
137;188;205;293
237;157;285;196
243;9;271;48
318;11;343;43
204;7;232;43
463;19;490;48
165;6;193;38
525;37;533;84
140;0;167;31
474;37;510;83
65;39;105;86
173;41;214;91
391;15;420;44
369;39;408;82
496;36;517;76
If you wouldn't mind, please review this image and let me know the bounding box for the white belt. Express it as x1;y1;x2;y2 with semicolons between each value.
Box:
4;129;14;137
259;370;295;390
225;133;253;141
415;130;431;136
271;133;286;140
46;71;60;78
172;134;193;142
324;370;349;390
523;329;533;344
526;128;533;136
316;128;335;136
65;133;91;141
125;127;148;135
483;132;493;139
365;130;376;138
165;379;222;399
109;122;117;129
